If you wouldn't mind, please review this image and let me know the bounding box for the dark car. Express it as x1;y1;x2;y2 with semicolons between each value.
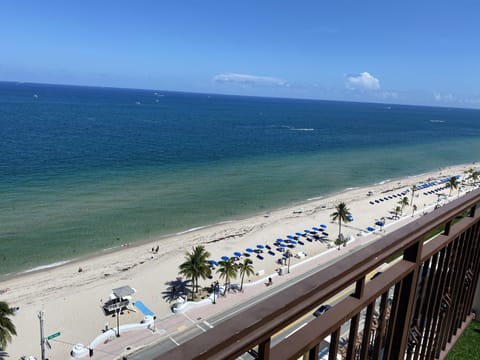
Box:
313;304;332;317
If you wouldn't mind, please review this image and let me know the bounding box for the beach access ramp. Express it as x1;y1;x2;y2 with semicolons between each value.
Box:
135;300;155;317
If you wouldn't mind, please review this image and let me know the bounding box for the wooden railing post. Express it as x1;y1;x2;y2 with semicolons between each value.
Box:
386;240;422;359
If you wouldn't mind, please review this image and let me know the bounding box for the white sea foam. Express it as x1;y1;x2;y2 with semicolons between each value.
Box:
176;226;209;235
307;196;324;201
377;179;391;185
290;128;314;131
23;260;72;273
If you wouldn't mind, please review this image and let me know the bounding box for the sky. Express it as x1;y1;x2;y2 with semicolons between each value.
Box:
1;1;480;108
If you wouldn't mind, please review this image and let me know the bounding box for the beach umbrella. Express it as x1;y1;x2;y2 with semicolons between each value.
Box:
256;244;264;249
277;238;284;242
246;248;254;253
320;224;327;229
287;235;295;240
375;221;384;227
304;229;311;234
279;243;287;248
312;227;321;231
234;251;242;257
367;227;375;232
295;232;304;237
290;240;297;245
221;256;229;261
208;260;219;266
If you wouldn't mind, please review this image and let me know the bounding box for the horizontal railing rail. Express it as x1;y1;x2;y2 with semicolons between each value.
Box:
154;188;480;360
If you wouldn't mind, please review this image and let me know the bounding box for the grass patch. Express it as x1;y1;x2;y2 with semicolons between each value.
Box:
445;320;480;360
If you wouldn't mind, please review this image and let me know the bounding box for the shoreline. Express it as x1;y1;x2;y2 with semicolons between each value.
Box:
0;165;452;280
0;162;476;358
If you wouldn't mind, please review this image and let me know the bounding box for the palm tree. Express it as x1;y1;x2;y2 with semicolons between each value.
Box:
399;196;409;214
0;301;16;351
330;202;352;242
410;185;416;208
448;176;459;196
217;259;238;295
334;237;344;250
412;204;418;217
238;258;255;291
471;171;480;186
393;205;402;219
179;245;211;299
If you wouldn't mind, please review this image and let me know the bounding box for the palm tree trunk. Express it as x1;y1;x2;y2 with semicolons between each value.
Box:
338;218;342;239
192;277;195;301
240;273;245;291
224;276;229;296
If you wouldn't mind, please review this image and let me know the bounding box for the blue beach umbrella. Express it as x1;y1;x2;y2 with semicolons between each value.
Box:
312;227;321;231
277;238;284;242
208;260;219;266
295;232;304;237
279;243;287;248
256;244;264;249
320;224;327;229
234;251;242;257
246;248;254;253
304;229;311;234
367;227;375;232
221;256;229;261
375;221;384;227
287;235;295;240
290;240;297;245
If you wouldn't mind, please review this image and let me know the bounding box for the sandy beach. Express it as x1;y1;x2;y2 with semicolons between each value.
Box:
0;163;476;359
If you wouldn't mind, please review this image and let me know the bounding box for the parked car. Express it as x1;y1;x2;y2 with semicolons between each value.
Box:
313;304;332;317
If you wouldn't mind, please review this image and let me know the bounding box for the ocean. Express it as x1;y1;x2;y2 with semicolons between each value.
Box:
1;81;479;276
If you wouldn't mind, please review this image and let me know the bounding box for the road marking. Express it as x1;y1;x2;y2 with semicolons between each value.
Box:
203;320;213;328
285;322;307;339
196;324;207;332
169;335;180;346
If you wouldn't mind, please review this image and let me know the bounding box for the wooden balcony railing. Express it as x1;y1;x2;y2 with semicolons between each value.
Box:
154;188;480;360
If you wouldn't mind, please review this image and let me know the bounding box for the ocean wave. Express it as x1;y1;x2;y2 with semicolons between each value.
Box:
23;260;72;273
376;179;391;185
176;225;209;235
307;196;324;201
273;125;314;131
288;127;314;131
430;120;445;123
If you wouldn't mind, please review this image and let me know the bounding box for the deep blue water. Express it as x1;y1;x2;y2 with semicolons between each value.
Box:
1;81;479;275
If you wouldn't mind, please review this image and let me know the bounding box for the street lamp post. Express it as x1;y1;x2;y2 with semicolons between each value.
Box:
287;250;291;273
115;308;120;337
212;281;218;304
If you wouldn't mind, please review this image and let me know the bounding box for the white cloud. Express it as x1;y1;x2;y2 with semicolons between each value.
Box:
213;73;288;87
433;92;455;102
380;91;398;99
345;72;380;90
433;92;480;107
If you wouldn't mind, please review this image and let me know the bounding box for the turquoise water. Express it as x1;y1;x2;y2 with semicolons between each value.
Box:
1;82;479;275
